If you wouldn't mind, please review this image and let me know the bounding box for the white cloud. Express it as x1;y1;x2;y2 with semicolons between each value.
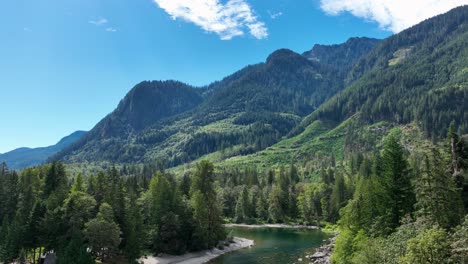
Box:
89;18;108;26
106;27;118;32
23;27;31;32
268;10;283;19
153;0;268;40
319;0;468;32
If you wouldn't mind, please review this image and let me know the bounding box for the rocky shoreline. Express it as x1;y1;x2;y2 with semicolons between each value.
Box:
304;236;336;264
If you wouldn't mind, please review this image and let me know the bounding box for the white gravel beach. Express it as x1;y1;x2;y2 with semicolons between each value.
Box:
139;237;254;264
224;223;320;230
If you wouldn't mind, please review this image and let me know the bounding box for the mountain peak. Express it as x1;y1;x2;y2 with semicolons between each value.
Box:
112;80;203;132
55;131;87;147
303;37;381;65
266;49;312;70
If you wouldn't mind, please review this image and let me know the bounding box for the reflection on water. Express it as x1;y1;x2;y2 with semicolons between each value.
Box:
208;227;330;264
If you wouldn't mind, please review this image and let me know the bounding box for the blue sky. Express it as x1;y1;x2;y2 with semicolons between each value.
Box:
0;0;466;153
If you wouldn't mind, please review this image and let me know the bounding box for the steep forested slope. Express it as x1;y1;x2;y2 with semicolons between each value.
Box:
297;6;468;138
208;6;468;170
56;38;378;167
54;81;204;163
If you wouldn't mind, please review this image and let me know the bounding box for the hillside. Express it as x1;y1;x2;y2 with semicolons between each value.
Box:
57;6;467;173
0;131;86;169
299;6;468;138
55;38;379;167
174;6;468;171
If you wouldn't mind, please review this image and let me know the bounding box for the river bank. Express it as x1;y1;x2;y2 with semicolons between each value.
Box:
224;223;320;230
305;235;337;264
139;237;254;264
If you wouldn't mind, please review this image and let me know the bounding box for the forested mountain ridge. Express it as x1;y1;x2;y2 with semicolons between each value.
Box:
55;6;467;172
52;81;204;163
169;6;468;172
292;5;468;139
0;131;86;170
303;37;380;81
54;37;379;167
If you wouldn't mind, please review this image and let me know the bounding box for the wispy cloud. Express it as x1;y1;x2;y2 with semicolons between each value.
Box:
319;0;468;33
268;10;283;19
105;27;118;32
153;0;268;40
88;18;108;26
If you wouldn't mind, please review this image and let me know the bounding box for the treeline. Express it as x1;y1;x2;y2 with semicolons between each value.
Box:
2;124;467;264
0;160;225;263
331;124;468;263
214;163;349;225
182;115;297;160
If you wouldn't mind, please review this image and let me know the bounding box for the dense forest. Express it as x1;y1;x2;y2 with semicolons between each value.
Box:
0;160;225;263
2;123;467;263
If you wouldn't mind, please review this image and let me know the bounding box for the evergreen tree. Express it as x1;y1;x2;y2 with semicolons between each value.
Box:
190;161;225;250
268;185;284;223
416;148;464;228
235;186;250;223
381;133;415;229
71;173;84;193
123;192;144;263
255;190;268;221
330;172;346;223
179;172;192;198
451;215;468;263
56;232;95;264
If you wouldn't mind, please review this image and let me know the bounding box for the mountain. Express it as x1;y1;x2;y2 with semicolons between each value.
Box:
0;131;86;170
54;37;380;166
53;81;203;163
295;5;468;139
303;37;380;81
56;6;468;171
219;5;468;169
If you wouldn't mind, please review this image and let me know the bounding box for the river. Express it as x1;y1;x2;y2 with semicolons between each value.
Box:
208;226;331;264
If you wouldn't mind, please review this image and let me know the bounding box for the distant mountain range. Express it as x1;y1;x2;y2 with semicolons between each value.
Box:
0;131;86;169
47;6;468;170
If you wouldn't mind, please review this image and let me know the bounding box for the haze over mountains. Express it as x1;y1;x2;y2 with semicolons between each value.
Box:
10;6;468;171
0;131;86;169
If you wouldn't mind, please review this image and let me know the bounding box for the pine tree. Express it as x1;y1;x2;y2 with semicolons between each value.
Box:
71;174;84;193
255;190;268;221
235;186;249;223
416;148;464;228
56;232;94;264
330;172;346;223
190;161;225;250
268;185;284;223
123;193;144;263
381;133;415;229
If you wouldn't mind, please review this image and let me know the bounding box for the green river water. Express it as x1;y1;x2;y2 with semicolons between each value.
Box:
208;227;331;264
